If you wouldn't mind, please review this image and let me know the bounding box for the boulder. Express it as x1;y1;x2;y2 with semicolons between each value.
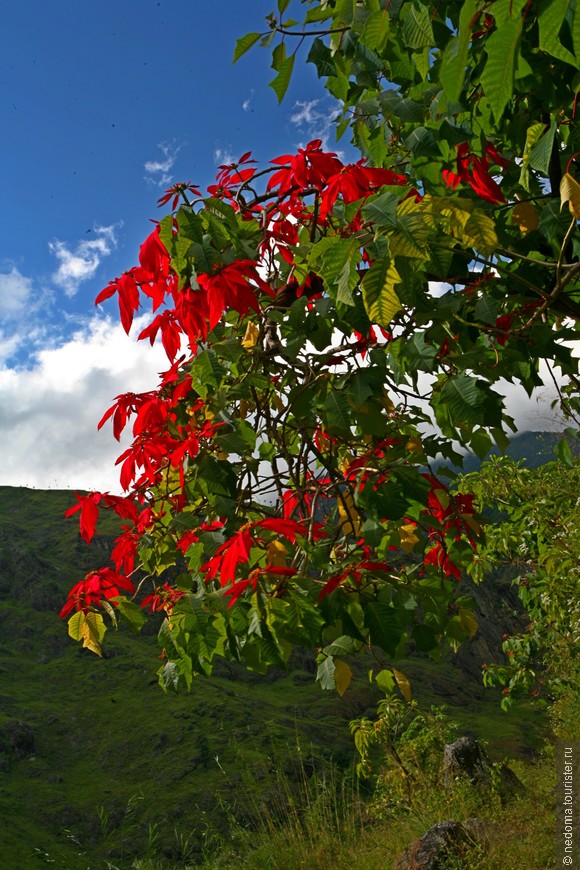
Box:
393;820;474;869
442;735;491;787
442;735;524;804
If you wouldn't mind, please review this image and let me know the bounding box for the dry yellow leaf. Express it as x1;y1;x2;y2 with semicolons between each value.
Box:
399;522;420;553
266;539;289;567
392;667;412;702
560;173;580;219
334;658;353;697
405;435;424;455
511;201;539;234
241;321;260;350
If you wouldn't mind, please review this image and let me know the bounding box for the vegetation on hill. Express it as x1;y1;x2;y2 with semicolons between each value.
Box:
1;444;578;867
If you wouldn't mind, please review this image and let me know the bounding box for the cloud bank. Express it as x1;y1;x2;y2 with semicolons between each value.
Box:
0;315;167;492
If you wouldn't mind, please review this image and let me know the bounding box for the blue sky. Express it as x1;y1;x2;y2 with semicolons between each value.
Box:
0;1;565;491
0;0;348;490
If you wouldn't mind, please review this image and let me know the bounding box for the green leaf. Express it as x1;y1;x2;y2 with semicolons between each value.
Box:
316;655;337;690
116;598;147;634
307;38;336;77
400;332;438;373
529;120;557;176
68;611;106;656
269;55;295;103
364;601;401;655
305;6;335;23
538;0;577;66
217;419;257;455
470;428;493;460
190;349;226;398
401;1;434;50
323;391;352;432
323;635;360;657
474;294;499;324
375;668;396;694
196;456;237;499
439;0;477;102
361;259;402;327
361;190;398;227
335;0;355;25
556;437;574;467
480;18;523;121
233;32;262;63
336;259;356;306
573;0;580;59
439;374;486;427
404;126;438;157
361;10;390;51
463;210;498;257
317;238;360;302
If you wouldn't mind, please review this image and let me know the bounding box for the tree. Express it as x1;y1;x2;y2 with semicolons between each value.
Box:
63;0;579;696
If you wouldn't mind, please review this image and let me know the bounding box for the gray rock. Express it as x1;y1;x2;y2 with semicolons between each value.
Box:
393;820;474;869
442;735;491;787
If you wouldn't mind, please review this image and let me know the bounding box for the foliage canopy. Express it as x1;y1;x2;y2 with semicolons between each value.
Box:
63;0;579;696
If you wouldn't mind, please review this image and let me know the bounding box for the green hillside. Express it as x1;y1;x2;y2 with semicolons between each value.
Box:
0;476;559;867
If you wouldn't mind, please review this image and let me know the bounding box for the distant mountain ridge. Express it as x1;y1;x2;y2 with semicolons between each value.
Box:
460;429;580;473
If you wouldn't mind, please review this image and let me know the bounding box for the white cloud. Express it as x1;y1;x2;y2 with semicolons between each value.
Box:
144;141;182;188
49;224;120;297
0;266;55;364
0;266;33;318
0;314;167;492
213;146;235;166
289;98;343;154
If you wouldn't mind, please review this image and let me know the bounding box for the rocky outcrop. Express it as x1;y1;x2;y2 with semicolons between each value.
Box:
443;735;524;803
393;818;492;869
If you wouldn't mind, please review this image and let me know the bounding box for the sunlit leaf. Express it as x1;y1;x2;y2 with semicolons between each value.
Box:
560;173;580;219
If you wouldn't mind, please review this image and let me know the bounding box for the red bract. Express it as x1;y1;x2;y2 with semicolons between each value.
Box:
423;542;461;581
158;181;201;211
202;518;307;591
494;313;515;346
138;310;182;361
96;271;141;333
139;225;171;280
65;492;101;543
207;152;257;202
141;583;185;614
98;391;158;441
267;139;343;196
224;565;298;607
443;141;507;205
60;568;134;618
319;162;407;219
203;526;254;587
110;530;139;575
196;260;272;330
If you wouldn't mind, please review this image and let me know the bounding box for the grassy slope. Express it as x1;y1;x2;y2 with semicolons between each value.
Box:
0;485;550;868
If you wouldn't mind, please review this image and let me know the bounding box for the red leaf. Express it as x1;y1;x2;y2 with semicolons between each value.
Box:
254;517;305;543
65;493;101;543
